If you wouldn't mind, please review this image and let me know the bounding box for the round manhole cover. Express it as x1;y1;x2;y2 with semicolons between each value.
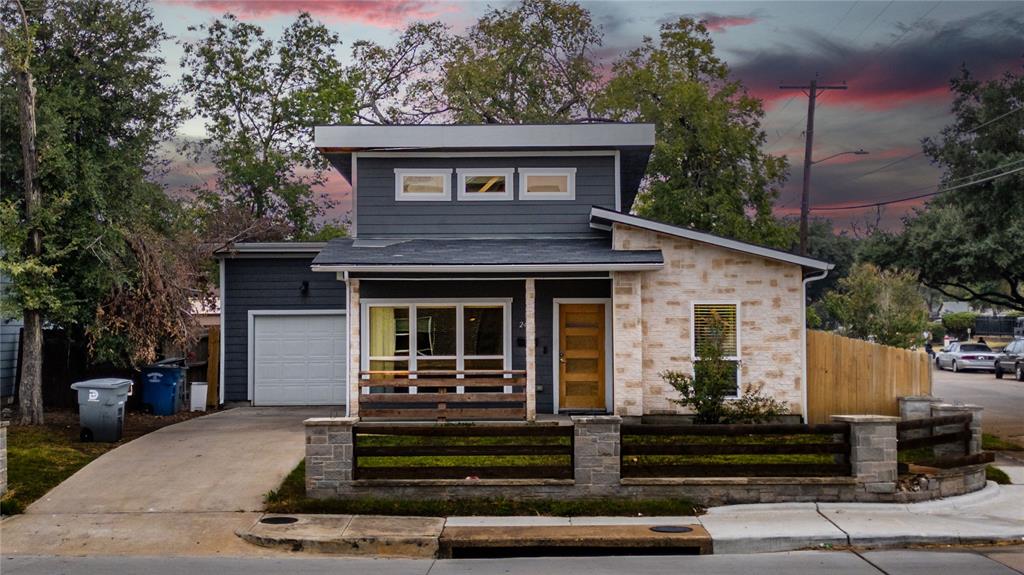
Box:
260;516;299;525
650;525;693;533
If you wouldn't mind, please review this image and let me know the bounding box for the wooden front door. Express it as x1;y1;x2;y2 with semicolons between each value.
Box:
558;303;606;410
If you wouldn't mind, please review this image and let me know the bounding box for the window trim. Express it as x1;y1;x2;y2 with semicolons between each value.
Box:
456;168;515;201
394;168;452;202
360;298;513;386
518;167;577;200
690;301;742;397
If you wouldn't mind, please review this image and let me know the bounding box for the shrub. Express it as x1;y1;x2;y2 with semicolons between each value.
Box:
942;311;977;339
927;321;946;344
723;385;790;424
662;310;735;424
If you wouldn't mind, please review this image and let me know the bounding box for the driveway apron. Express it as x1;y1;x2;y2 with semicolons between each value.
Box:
26;407;330;514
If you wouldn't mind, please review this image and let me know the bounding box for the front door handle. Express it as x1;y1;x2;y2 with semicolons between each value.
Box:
559;352;566;364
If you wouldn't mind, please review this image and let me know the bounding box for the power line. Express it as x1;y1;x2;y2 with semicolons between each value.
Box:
876;1;940;58
850;0;894;45
811;163;1024;211
847;105;1024;182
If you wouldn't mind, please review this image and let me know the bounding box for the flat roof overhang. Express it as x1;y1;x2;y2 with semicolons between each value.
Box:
314;123;655;151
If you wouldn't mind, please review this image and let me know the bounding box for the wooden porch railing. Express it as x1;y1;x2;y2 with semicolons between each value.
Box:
358;370;527;421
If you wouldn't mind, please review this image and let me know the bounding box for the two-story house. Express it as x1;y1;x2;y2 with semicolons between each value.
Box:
214;124;833;421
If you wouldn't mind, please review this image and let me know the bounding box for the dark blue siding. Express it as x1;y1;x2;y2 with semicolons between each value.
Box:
222;258;346;402
355;155;616;238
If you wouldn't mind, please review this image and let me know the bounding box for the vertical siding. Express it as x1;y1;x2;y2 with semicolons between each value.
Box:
535;279;612;413
356;155;616;238
223;258;347;402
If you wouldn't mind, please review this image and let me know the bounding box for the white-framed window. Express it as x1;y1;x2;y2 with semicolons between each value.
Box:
456;168;515;201
394;168;452;201
362;299;512;385
518;168;576;200
691;302;741;397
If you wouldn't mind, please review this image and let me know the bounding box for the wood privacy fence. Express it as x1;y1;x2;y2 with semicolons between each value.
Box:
806;330;932;424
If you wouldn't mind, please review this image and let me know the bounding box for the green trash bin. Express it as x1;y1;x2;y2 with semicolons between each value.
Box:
70;378;133;442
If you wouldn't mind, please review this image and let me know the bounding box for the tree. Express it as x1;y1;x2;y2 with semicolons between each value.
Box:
824;263;928;348
444;0;602;123
941;312;978;340
1;0;43;424
594;17;794;248
865;68;1024;312
802;218;859;303
180;13;357;236
1;0;193;379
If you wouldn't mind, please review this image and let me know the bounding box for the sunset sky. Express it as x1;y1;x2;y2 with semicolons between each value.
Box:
152;0;1024;232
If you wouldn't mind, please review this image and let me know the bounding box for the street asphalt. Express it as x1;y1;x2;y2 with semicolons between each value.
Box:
4;549;1023;575
931;364;1024;444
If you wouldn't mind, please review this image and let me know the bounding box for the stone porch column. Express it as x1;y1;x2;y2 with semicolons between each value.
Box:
348;279;361;418
833;415;899;495
525;278;537;421
611;271;643;416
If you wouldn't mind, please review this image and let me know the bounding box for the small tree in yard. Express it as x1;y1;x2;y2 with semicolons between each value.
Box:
941;312;978;340
661;311;736;424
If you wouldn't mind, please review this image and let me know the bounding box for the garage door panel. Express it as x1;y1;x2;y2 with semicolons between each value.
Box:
253;314;346;406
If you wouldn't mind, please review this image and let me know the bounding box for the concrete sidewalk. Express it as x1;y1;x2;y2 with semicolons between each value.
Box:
235;482;1024;557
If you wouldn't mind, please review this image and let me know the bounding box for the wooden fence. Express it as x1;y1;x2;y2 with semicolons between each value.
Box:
620;423;851;478
352;423;573;480
806;330;932;424
896;414;994;470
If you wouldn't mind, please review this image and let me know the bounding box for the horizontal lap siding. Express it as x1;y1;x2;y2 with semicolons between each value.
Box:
223;258;346;402
356;155;616;238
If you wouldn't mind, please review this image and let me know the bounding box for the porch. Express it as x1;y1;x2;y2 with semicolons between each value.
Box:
346;276;629;422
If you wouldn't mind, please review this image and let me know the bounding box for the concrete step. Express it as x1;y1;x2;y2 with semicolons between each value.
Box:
438;524;712;558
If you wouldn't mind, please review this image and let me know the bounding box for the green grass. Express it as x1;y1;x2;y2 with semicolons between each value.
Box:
622;433;839;466
986;465;1012;485
356;433;569;468
265;461;701;517
1;425;114;515
982;434;1024;451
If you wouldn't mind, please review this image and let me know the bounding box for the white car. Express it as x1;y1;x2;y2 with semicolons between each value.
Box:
935;342;997;373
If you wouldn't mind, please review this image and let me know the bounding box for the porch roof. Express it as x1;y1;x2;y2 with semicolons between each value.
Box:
311;237;663;273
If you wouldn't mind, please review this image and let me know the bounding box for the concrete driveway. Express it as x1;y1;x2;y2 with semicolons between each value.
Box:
28;406;330;514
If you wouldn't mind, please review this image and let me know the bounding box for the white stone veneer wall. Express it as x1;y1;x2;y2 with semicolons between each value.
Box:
611;224;806;416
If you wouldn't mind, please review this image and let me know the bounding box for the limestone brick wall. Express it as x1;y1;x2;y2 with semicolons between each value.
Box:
612;224;806;416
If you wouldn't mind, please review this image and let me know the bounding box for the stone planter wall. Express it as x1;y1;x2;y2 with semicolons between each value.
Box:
304;411;989;506
1;421;7;496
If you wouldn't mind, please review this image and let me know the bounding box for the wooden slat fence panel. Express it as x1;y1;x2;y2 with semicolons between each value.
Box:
359;372;527;421
620;423;851;478
806;330;932;424
353;423;574;480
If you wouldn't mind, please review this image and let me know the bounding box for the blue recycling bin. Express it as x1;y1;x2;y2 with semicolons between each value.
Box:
141;358;186;415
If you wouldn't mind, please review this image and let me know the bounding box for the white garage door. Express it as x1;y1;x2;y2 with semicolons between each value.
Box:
252;314;346;406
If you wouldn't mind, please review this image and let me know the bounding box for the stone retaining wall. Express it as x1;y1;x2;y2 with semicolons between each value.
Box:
1;421;7;496
305;410;989;506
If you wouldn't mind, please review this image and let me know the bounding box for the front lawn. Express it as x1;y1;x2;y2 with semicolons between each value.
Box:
982;434;1024;451
1;409;205;515
265;461;701;517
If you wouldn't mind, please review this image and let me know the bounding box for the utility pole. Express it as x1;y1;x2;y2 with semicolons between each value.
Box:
779;79;847;255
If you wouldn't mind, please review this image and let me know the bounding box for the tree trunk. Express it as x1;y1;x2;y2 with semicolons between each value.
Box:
16;48;44;425
18;311;44;425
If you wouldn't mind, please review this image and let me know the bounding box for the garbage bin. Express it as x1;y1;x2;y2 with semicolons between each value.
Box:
71;378;133;442
141;358;186;415
190;382;208;412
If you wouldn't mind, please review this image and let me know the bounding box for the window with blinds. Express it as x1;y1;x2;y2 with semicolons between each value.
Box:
693;303;739;358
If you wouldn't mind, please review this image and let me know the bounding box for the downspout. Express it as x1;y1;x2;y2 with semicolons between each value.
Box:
343;270;350;418
801;268;830;423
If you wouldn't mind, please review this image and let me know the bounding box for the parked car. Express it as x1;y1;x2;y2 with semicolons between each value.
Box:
995;338;1024;381
934;342;998;372
1015;317;1024;338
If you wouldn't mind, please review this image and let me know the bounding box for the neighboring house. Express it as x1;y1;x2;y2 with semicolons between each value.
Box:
215;124;833;420
0;269;22;400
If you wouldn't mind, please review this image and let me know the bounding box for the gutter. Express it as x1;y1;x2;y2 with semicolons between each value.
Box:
801;269;831;423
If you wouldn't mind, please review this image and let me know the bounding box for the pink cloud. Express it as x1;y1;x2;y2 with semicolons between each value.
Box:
700;14;757;33
176;0;456;27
